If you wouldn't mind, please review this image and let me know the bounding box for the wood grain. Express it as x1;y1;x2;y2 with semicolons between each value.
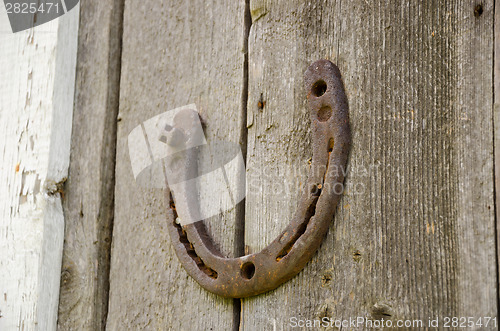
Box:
495;0;500;311
57;0;123;330
243;0;496;329
106;0;247;329
0;5;79;331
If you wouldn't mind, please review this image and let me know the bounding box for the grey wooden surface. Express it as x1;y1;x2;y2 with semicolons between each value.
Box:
243;0;496;329
105;0;246;330
495;0;500;314
61;0;498;330
57;0;123;329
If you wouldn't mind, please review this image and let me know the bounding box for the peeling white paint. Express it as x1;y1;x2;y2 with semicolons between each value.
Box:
0;4;79;331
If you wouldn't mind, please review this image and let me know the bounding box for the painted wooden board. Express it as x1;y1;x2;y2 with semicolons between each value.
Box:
0;4;79;331
56;0;123;330
243;0;496;329
106;1;247;329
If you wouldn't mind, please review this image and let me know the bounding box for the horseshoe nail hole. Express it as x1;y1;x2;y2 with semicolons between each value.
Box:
240;262;255;280
328;138;334;152
318;106;332;122
311;80;327;97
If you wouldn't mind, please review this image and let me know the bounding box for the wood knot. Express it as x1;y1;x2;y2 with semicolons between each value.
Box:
353;250;362;262
321;273;332;287
371;303;393;320
474;4;483;17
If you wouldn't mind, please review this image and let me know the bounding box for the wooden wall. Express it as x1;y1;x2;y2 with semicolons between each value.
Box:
104;0;497;330
243;0;496;328
1;0;498;330
57;0;123;329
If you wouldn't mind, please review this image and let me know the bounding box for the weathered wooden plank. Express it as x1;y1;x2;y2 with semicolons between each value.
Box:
454;0;496;319
494;0;500;309
57;0;123;329
106;0;247;329
0;5;79;331
243;0;496;329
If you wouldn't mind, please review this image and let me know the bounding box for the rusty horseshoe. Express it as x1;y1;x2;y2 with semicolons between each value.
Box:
165;59;351;298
